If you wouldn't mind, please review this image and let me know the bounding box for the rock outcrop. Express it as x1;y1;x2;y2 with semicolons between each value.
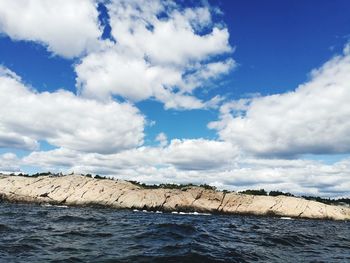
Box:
0;174;349;220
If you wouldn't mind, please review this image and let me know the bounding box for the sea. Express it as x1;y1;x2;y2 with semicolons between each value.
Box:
0;202;349;262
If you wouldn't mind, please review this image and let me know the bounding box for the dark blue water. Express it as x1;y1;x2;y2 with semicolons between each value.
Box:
0;203;349;262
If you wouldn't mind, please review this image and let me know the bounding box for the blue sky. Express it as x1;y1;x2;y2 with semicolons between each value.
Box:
0;0;349;196
219;0;350;93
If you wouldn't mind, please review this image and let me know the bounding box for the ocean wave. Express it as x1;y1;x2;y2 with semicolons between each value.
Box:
0;202;349;262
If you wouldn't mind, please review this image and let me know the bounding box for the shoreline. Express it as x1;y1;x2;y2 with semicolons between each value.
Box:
0;200;341;222
1;174;349;221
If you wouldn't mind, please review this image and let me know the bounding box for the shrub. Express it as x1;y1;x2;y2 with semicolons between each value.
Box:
94;174;106;180
269;191;294;197
200;184;216;191
239;189;267;196
31;172;53;177
126;181;216;190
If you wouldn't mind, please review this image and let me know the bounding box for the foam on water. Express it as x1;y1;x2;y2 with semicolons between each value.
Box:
134;209;209;215
42;204;68;208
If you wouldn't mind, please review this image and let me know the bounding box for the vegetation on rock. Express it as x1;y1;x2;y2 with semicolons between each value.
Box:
1;172;349;206
239;189;268;196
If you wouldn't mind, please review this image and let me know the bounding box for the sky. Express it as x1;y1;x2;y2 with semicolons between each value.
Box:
0;0;350;197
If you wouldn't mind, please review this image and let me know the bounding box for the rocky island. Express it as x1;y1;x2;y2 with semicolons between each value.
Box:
0;174;349;220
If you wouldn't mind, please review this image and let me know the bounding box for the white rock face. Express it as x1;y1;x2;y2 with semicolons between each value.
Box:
0;174;349;220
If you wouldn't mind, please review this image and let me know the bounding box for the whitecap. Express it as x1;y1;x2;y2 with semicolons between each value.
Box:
172;211;211;216
55;205;68;208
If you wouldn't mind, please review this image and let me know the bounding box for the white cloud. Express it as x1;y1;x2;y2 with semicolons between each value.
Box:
0;0;234;109
76;47;183;101
163;139;237;170
182;58;236;93
1;0;348;198
209;45;350;157
0;153;20;173
107;0;231;66
155;132;168;147
23;138;238;172
0;66;145;153
19;145;350;197
0;133;38;151
222;157;350;197
75;0;234;109
0;0;101;58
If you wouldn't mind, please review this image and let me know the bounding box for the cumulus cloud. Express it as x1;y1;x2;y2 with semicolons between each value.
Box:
0;133;38;151
23;139;238;172
76;47;182;101
155;132;168;147
0;153;20;173
0;66;145;153
107;0;231;66
223;157;350;197
163;139;237;170
182;59;236;92
19;145;350;197
1;0;348;198
0;0;234;109
209;45;350;157
75;0;234;109
0;0;101;58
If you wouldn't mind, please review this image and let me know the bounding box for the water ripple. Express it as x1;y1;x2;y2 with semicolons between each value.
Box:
0;202;349;262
